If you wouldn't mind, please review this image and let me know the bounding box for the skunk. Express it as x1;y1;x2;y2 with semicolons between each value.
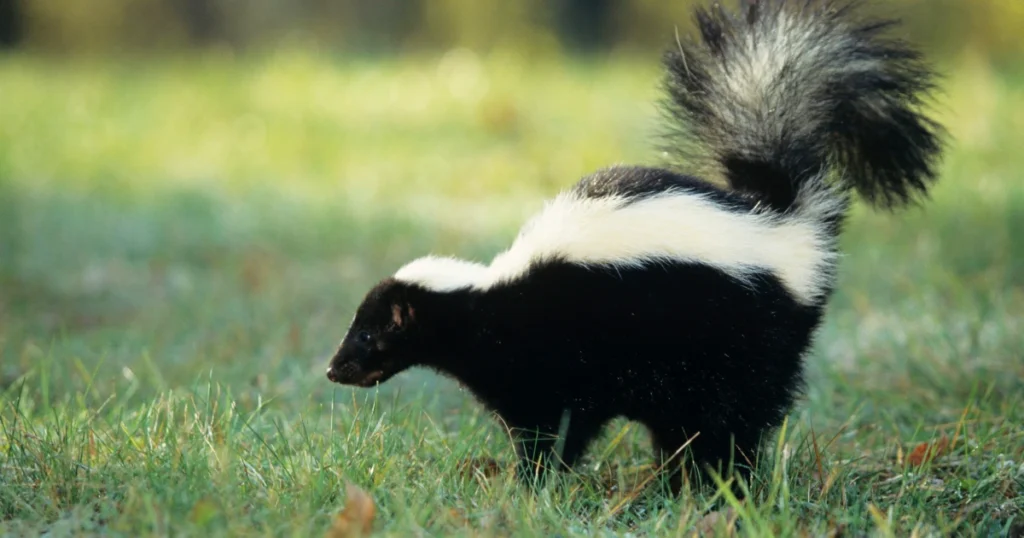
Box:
326;0;945;494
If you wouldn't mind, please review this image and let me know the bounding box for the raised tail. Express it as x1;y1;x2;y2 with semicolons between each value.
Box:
660;0;946;215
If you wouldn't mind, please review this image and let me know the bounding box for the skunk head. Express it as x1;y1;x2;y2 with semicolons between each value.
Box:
326;278;422;387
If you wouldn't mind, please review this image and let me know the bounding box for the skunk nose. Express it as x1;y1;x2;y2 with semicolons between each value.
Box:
326;366;340;383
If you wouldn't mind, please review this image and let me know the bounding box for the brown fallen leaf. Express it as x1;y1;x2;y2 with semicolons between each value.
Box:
824;520;848;538
324;482;376;538
458;457;503;479
693;508;738;536
447;507;470;526
906;435;950;467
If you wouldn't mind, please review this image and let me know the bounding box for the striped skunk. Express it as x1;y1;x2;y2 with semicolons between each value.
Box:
326;0;945;494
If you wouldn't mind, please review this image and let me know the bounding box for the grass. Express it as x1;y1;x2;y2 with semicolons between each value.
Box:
1;48;1023;536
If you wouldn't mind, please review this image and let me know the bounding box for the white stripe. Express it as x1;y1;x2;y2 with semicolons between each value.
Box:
394;189;838;305
393;255;489;292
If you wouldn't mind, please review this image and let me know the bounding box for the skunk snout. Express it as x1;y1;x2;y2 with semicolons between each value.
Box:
325;347;351;383
325;360;384;387
325;346;380;387
325;351;354;384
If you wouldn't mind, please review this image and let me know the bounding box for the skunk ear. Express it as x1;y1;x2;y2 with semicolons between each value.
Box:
391;304;404;327
390;303;416;328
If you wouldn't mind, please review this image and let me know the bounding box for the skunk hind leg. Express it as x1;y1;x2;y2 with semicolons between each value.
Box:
649;425;755;498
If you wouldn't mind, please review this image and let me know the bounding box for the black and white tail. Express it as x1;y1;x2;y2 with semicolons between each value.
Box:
660;0;946;217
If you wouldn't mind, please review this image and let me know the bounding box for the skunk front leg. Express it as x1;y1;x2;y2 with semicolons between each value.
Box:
506;409;605;486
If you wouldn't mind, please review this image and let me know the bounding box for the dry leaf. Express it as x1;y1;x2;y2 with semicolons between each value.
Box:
693;508;737;536
906;435;950;467
458;457;503;479
324;483;376;538
447;507;469;526
825;520;848;538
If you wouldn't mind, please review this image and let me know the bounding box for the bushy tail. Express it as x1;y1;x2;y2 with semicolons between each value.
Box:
660;0;946;214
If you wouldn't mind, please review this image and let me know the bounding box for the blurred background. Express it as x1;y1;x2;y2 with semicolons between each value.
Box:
2;1;1023;534
3;0;1024;59
1;0;1023;417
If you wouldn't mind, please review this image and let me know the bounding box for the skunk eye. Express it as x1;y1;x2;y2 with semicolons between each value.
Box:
356;331;372;344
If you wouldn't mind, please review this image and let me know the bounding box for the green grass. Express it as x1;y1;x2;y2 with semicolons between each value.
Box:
1;49;1023;536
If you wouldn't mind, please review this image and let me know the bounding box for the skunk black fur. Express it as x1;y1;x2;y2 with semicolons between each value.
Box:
326;0;945;494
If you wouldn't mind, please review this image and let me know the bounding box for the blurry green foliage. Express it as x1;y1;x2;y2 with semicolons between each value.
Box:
14;0;1024;63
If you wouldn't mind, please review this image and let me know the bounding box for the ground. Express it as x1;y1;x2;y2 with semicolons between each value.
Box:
0;49;1022;536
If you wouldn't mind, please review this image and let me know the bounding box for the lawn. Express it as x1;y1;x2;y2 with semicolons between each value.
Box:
1;49;1022;536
